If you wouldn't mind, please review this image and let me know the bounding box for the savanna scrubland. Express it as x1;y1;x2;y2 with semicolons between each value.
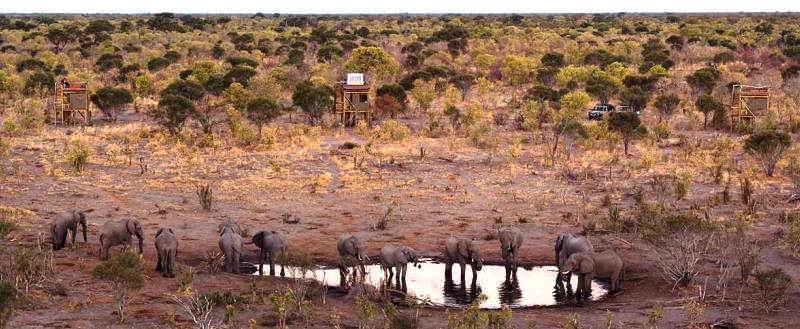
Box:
0;12;799;328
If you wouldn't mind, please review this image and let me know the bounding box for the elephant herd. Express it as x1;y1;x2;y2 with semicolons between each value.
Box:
49;210;624;298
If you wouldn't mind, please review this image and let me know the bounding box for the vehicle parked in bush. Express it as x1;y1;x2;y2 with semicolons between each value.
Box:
587;104;615;120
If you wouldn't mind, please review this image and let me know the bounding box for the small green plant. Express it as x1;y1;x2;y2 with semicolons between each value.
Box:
0;220;17;238
786;217;800;255
0;280;17;328
447;294;488;329
66;142;90;172
487;306;512;329
92;252;145;323
176;266;195;293
356;293;377;329
371;119;410;142
269;290;292;329
754;268;793;313
562;313;581;329
648;303;663;329
604;309;613;329
225;304;235;323
740;177;753;207
682;299;704;328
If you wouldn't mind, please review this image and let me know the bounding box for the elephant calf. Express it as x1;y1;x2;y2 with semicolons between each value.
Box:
560;250;624;297
219;225;243;274
554;233;593;291
50;209;91;250
252;230;288;276
498;227;523;276
99;219;144;260
379;245;418;288
154;227;178;278
443;237;483;281
337;234;369;284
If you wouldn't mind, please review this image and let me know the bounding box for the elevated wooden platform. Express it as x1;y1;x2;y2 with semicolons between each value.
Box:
50;81;91;125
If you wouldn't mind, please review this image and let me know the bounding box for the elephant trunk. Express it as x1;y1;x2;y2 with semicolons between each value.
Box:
81;221;88;242
136;234;144;254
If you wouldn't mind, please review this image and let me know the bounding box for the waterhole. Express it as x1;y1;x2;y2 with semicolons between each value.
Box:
250;257;609;309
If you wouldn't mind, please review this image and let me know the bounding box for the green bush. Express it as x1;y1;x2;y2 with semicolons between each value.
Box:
786;217;800;255
0;220;17;238
372;119;410;142
743;130;792;177
66;143;90;172
92;252;145;323
754;268;793;313
0;280;16;327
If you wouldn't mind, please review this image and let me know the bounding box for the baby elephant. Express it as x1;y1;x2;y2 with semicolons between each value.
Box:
560;250;624;297
554;233;594;291
50;209;91;250
154;228;178;277
337;234;369;284
99;219;144;260
498;227;523;276
444;237;483;281
379;245;418;289
219;224;243;274
252;230;288;276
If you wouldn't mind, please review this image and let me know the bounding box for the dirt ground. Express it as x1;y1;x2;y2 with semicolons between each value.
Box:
1;112;799;328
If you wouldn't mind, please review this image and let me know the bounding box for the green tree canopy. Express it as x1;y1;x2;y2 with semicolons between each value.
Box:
246;97;280;136
292;80;334;125
608;111;647;155
695;94;723;129
686;67;721;94
90;87;133;121
585;73;620;104
345;46;399;78
655;94;680;123
743;130;792;177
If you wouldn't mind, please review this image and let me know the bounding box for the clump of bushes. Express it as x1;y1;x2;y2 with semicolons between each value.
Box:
371;119;409;142
92;252;145;323
754;268;793;313
66;142;90;172
0;280;16;327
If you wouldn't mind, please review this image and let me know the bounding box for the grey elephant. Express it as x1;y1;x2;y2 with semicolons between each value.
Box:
99;219;144;260
219;225;243;274
444;237;483;281
554;233;593;291
498;227;523;276
379;245;418;289
337;234;369;284
50;209;92;250
252;230;288;276
154;227;178;277
560;250;624;297
218;218;241;234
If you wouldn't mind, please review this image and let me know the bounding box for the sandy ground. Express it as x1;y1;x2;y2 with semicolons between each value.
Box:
1;113;799;328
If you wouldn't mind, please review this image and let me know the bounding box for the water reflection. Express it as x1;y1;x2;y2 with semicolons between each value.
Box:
251;257;609;309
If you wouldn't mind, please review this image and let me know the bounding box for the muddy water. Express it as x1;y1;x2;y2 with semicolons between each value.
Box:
252;257;609;309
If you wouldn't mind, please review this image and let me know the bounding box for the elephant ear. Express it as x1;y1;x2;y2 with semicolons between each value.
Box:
579;254;595;274
555;235;565;251
168;228;174;234
155;228;165;238
456;240;470;260
252;231;264;247
126;219;136;235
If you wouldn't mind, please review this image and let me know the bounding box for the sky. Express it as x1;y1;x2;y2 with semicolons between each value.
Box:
2;0;800;14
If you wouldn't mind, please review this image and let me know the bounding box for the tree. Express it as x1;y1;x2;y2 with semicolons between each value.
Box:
85;19;115;34
92;252;144;323
147;57;171;72
558;91;590;112
585;73;619;104
695;94;722;129
743;130;792;177
608;112;647;156
686;67;721;95
501;55;534;104
345;46;399;79
223;82;251;112
0;71;14;106
374;94;404;120
153;94;194;135
189;60;219;84
45;27;78;53
95;54;123;72
410;79;436;113
541;52;565;68
133;74;151;111
655;94;680;123
550;120;587;166
291;80;333;125
246;97;280;137
620;86;650;113
224;66;257;87
525;85;561;104
90;87;133;121
23;70;54;97
449;74;476;100
376;84;408;108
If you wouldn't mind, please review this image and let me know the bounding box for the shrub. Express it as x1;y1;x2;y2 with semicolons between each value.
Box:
743;130;792;177
291;80;334;125
371;119;409;142
11;247;54;296
14;99;45;130
196;184;213;211
786;217;800;255
90;87;133;121
66;142;90;172
754;268;793;313
0;280;16;327
246;97;280;137
0;220;17;238
92;252;145;323
608;112;647;155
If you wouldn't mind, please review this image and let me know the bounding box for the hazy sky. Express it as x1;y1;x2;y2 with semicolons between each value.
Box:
3;0;799;14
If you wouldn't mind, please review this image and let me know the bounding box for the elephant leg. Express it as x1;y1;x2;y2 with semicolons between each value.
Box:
394;266;402;287
168;251;176;277
234;251;241;274
459;260;467;283
401;264;408;289
156;251;163;272
268;253;276;276
258;249;265;275
279;252;286;277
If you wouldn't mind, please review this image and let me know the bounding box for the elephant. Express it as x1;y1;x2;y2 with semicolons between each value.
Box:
443;237;483;282
560;250;624;297
99;219;144;260
252;230;288;276
554;233;593;292
219;226;243;274
337;234;369;284
50;209;91;250
379;245;418;289
154;227;178;277
218;218;241;234
498;227;523;276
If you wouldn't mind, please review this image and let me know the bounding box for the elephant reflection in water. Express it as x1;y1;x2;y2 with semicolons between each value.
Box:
443;275;483;306
498;277;522;306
